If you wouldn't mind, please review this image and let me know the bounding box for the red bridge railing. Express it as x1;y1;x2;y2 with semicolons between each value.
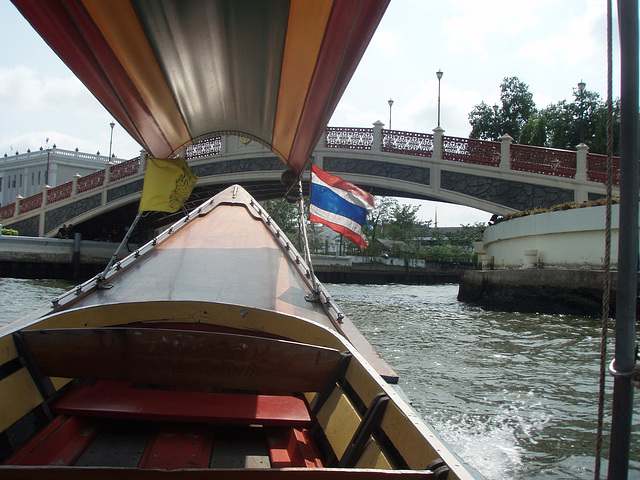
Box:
511;144;577;178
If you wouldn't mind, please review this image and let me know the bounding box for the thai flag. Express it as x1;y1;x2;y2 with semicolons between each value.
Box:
309;165;375;249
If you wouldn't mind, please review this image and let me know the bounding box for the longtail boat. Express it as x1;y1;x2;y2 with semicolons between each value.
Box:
0;184;478;478
1;0;480;478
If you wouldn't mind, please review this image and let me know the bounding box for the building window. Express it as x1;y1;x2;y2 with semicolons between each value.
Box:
32;172;34;186
12;176;15;188
19;174;22;188
38;171;41;185
0;177;3;192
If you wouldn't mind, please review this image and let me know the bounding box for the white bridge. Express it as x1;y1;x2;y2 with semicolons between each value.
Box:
0;122;618;238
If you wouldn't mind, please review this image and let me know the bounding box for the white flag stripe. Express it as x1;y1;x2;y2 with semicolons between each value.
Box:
309;204;365;235
311;172;374;212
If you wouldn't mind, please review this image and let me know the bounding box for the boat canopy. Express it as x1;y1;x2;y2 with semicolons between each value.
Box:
11;0;389;175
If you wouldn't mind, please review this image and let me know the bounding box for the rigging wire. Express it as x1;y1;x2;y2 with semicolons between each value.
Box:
594;0;614;477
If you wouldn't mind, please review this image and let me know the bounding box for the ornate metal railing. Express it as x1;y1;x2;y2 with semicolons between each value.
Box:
382;130;434;157
19;192;43;214
47;182;73;205
186;136;223;159
510;144;577;178
110;157;140;182
587;153;621;185
0;203;15;220
326;127;373;150
442;136;500;166
77;170;106;194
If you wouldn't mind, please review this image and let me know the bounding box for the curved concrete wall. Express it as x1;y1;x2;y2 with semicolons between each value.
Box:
478;204;638;269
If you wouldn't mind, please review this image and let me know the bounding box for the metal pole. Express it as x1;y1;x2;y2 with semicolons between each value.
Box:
436;70;443;127
108;121;115;159
608;0;639;478
97;211;143;286
388;99;393;131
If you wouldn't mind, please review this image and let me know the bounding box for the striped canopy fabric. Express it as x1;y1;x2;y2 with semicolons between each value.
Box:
11;0;388;175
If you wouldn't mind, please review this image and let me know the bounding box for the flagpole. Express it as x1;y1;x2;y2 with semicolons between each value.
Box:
97;211;143;287
298;176;319;294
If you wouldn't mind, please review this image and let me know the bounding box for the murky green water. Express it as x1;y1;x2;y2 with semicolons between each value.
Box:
1;279;638;479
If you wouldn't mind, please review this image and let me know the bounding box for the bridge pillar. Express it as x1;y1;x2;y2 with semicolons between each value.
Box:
140;150;148;173
105;161;114;184
42;185;51;206
14;195;23;215
372;120;384;153
576;143;588;182
499;134;513;170
432;126;444;160
72;173;82;196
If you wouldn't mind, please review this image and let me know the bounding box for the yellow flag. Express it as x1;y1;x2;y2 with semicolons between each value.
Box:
138;157;198;212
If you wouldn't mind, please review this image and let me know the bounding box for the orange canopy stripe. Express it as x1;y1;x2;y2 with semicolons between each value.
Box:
11;0;389;175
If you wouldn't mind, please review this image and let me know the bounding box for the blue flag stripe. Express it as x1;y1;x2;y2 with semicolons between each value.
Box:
311;183;368;225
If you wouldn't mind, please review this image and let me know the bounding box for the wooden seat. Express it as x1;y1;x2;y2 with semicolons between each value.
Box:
18;327;347;393
51;385;313;427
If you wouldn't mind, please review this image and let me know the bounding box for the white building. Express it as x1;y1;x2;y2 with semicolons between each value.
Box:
0;147;116;206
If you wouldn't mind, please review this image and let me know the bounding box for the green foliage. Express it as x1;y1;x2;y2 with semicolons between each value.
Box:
470;76;621;155
1;228;18;236
469;77;536;141
261;198;301;245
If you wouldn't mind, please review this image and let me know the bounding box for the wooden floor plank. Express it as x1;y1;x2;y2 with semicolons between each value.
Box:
74;421;150;467
210;427;270;469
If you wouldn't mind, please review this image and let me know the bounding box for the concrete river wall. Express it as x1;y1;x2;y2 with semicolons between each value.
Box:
460;203;638;316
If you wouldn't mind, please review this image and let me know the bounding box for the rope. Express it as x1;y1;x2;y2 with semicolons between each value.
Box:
594;0;614;477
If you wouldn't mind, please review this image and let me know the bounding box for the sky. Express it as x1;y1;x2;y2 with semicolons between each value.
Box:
0;0;626;227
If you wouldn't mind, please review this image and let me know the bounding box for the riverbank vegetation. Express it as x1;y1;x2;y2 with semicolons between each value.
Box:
262;197;486;264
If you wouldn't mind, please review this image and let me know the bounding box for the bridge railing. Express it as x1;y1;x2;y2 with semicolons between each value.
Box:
511;144;577;178
383;130;434;157
325;127;373;150
587;152;621;184
0;128;622;227
442;135;500;166
325;125;620;184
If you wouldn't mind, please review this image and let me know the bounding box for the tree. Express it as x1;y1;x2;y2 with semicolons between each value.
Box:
261;198;300;245
521;89;620;154
364;196;398;257
469;77;535;142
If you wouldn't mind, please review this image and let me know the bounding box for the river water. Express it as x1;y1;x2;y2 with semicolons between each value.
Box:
1;278;638;479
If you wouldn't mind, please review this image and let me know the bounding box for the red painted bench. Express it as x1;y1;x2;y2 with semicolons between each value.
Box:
50;385;312;427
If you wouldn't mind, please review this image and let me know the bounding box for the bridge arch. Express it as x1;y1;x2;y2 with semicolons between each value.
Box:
0;125;617;238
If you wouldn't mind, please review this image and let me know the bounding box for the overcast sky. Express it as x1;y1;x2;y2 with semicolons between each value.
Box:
0;1;625;226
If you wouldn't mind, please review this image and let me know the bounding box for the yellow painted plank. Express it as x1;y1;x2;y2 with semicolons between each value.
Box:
379;401;440;469
0;368;44;434
344;359;383;409
28;302;346;352
81;0;190;152
0;334;18;365
315;386;361;460
355;439;394;470
272;0;333;163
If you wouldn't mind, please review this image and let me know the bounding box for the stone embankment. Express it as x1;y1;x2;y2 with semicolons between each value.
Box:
459;203;637;316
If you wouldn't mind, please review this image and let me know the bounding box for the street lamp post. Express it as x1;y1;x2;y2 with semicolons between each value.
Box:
436;70;443;127
578;80;586;144
493;104;499;140
108;121;115;159
387;99;394;131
